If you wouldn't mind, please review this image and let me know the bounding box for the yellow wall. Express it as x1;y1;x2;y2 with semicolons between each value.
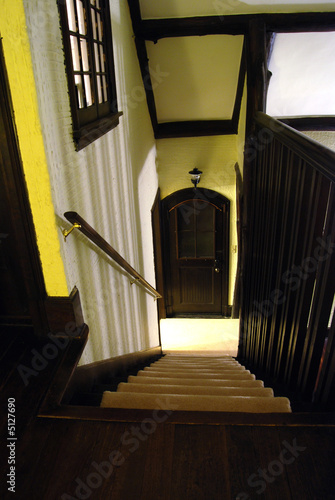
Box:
0;0;68;296
157;135;238;199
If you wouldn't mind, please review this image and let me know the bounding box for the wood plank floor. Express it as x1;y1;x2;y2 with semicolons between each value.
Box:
1;333;334;500
1;416;334;500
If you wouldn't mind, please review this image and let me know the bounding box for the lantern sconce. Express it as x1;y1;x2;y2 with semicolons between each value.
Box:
189;167;202;188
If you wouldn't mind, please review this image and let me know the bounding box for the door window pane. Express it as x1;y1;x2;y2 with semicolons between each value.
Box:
197;202;215;231
196;232;214;257
176;200;217;259
178;231;195;258
177;203;195;231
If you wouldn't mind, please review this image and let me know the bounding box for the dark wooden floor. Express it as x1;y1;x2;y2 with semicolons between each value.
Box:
1;417;334;499
1;331;335;500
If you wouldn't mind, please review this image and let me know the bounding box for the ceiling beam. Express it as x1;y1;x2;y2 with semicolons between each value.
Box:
128;11;335;41
155;120;237;140
134;37;159;136
232;40;246;132
279;116;335;131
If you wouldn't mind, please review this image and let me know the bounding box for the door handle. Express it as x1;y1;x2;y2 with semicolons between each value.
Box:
214;260;220;273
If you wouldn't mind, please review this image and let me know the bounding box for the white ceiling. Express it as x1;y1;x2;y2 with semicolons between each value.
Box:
139;0;335;19
146;35;244;122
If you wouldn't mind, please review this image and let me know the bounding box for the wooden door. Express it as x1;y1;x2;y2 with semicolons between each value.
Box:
162;189;229;317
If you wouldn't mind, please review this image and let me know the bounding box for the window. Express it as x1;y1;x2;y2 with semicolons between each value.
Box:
58;0;122;150
267;32;335;118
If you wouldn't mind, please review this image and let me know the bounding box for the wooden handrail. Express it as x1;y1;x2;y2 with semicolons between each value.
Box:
63;212;162;300
255;112;335;182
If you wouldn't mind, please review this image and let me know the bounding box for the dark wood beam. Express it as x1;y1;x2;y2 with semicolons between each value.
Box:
155;120;236;139
265;12;335;33
126;0;142;35
245;19;268;135
231;40;246;131
130;12;335;41
279;116;335;131
137;16;248;40
134;37;159;136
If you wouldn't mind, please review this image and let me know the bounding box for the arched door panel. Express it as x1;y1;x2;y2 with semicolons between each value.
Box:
162;189;229;317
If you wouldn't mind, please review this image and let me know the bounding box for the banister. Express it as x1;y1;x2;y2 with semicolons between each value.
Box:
254;111;335;183
240;111;335;410
63;212;162;300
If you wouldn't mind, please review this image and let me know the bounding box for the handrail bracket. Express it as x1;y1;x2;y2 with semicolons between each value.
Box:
62;223;81;242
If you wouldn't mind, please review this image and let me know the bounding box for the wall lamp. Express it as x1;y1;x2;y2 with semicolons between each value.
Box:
189;167;202;188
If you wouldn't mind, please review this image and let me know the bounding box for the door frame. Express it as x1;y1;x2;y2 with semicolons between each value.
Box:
151;188;166;323
160;188;230;317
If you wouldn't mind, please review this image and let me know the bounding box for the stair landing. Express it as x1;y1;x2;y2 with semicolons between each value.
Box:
160;318;239;355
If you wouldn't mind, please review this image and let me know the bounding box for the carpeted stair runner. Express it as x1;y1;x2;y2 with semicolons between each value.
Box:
100;354;291;413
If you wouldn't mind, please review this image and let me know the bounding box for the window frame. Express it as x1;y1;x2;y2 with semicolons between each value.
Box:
58;0;122;150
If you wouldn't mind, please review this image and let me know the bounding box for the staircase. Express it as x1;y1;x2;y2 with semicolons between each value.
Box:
100;353;292;413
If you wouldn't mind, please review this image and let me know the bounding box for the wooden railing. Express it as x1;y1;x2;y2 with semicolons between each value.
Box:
63;212;162;300
239;112;335;410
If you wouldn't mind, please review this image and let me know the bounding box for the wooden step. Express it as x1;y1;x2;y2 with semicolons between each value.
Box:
143;369;248;376
155;358;239;364
150;361;243;368
117;383;274;397
136;370;255;380
144;365;245;372
158;361;241;367
127;376;264;387
152;363;241;369
162;354;235;360
100;392;292;413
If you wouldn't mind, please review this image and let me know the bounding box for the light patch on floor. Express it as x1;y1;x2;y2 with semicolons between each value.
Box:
160;318;239;356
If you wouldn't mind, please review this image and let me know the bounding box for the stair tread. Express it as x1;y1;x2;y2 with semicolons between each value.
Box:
153;364;241;368
136;370;255;380
153;365;240;370
128;375;264;387
117;383;274;397
145;367;246;373
162;354;235;359
100;392;292;413
155;358;239;365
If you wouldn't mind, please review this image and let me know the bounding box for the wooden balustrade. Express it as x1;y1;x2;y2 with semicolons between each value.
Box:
239;112;335;409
